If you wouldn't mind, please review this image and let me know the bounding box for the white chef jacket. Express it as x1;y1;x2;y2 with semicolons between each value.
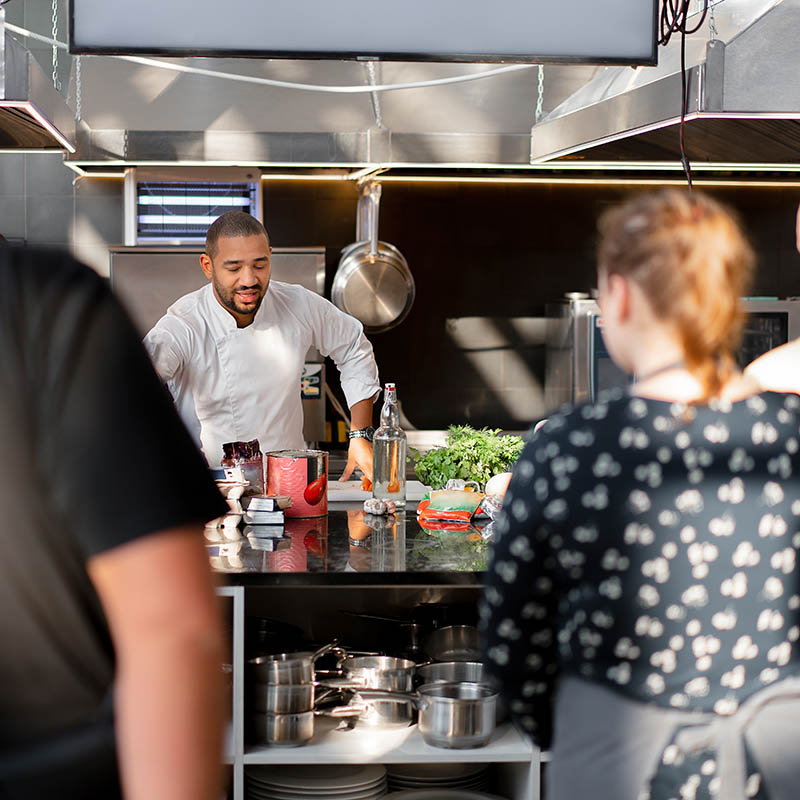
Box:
143;281;380;466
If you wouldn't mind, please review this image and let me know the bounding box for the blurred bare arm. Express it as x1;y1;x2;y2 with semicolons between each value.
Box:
88;526;226;800
744;340;800;394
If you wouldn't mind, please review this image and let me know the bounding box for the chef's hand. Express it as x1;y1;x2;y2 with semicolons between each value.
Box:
340;438;373;482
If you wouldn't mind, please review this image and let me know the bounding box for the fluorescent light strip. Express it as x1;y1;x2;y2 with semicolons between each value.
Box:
138;215;222;225
374;175;800;187
137;196;252;205
66;159;800;175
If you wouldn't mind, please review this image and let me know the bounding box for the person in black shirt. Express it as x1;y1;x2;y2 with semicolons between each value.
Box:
481;189;800;800
0;246;229;800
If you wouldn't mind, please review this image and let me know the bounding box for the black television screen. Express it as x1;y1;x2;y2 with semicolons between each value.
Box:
70;0;658;65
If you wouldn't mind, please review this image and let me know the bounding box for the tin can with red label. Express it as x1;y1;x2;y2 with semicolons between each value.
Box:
265;449;328;518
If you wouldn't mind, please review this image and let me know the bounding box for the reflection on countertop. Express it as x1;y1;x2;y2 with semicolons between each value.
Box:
208;507;491;586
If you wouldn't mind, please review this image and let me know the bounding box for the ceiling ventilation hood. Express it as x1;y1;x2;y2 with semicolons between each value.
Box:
0;21;75;151
530;0;800;165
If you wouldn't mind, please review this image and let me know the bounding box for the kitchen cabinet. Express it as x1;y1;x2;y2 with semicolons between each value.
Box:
213;508;547;800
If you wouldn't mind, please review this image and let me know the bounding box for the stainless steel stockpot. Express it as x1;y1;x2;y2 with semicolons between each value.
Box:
247;642;343;685
251;710;316;747
251;706;363;746
251;678;353;714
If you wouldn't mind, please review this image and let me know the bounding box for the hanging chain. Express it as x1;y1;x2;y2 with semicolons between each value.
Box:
75;55;82;121
365;60;384;130
535;64;544;123
51;0;60;91
708;1;718;41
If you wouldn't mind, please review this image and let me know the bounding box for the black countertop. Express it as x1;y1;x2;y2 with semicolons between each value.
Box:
208;504;491;587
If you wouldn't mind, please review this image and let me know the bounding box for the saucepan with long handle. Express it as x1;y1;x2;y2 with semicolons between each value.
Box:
351;681;497;748
247;641;344;685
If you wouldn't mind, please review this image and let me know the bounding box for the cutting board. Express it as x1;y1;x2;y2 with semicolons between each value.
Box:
327;479;429;502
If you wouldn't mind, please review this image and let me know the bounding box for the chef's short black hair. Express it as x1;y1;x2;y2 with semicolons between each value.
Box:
205;211;270;260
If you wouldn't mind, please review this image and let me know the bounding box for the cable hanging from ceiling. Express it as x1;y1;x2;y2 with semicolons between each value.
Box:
4;22;537;95
658;0;710;191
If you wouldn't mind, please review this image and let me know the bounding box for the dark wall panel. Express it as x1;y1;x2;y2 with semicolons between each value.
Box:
261;181;800;431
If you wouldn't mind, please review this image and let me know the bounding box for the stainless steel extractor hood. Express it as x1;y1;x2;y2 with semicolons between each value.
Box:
530;0;800;165
0;15;75;151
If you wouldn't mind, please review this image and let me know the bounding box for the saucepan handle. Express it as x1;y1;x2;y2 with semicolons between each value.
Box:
347;688;425;709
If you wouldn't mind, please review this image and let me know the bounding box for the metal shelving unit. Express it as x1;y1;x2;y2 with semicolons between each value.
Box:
217;585;545;800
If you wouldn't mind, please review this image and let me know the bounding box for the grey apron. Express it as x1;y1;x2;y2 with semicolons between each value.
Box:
548;675;800;800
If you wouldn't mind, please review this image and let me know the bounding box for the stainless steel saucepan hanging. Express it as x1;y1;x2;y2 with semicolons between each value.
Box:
331;181;415;334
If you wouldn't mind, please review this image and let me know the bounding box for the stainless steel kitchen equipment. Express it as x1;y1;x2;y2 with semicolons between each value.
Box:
416;681;497;749
415;661;486;685
352;682;498;749
247;642;343;685
338;655;417;726
109;244;327;443
544;293;800;412
250;706;360;747
424;625;481;662
332;182;414;334
251;682;340;714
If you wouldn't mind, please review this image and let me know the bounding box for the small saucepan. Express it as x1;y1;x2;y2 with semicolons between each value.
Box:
247;641;344;685
353;681;497;749
424;625;481;662
251;705;362;747
251;680;349;714
415;660;486;685
337;654;417;726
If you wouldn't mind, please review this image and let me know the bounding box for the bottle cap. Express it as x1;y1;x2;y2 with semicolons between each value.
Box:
385;382;396;391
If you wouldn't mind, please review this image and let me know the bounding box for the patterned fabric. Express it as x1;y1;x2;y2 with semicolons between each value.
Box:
481;388;800;776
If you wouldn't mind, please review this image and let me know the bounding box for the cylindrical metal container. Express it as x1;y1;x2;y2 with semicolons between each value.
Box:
340;655;416;727
266;450;328;518
252;683;315;714
415;661;485;685
251;711;314;746
247;642;341;685
416;682;497;749
351;682;497;748
251;682;340;714
424;625;481;662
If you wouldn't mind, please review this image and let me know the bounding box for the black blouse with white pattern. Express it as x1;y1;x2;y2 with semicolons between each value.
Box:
481;389;800;749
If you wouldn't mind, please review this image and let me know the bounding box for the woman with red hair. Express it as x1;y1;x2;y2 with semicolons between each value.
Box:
481;189;800;800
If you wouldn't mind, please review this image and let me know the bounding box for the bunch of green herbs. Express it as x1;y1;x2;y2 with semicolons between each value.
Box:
412;425;524;490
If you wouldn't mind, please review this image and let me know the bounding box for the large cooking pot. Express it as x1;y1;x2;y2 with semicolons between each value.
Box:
332;182;414;334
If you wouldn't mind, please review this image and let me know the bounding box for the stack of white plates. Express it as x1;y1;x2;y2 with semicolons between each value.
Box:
386;764;491;795
246;764;387;800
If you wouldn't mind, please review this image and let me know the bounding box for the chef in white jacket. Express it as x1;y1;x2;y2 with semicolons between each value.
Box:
144;210;380;479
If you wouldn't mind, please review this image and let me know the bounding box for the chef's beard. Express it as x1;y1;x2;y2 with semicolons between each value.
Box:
214;279;267;319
